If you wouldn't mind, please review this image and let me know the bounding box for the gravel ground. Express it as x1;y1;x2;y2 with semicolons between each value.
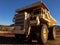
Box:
0;36;60;45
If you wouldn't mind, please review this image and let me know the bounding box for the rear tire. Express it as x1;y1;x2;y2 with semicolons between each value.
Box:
48;26;56;40
36;24;48;44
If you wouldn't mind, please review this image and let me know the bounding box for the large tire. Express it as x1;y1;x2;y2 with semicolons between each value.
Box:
48;26;56;40
36;24;48;44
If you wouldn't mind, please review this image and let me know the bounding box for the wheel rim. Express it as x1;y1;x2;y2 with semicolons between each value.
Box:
42;28;47;40
41;28;48;43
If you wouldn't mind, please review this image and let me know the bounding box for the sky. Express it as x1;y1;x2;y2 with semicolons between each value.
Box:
0;0;60;25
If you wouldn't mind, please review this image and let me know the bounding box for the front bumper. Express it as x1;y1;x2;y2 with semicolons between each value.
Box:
30;20;37;26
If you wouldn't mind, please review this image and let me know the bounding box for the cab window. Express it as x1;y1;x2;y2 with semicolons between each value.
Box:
33;9;41;15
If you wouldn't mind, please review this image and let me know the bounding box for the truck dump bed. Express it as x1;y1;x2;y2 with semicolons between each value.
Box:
15;2;56;27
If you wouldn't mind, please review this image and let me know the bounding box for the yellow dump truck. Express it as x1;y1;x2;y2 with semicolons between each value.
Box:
13;1;57;44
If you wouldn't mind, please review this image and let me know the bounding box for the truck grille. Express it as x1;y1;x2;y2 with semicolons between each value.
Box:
14;13;24;29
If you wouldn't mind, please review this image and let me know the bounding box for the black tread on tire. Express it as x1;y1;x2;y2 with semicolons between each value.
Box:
48;26;56;40
36;24;48;44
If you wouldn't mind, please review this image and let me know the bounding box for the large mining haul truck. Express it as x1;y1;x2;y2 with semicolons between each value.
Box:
13;2;57;44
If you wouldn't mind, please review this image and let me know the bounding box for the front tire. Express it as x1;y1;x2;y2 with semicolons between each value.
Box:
36;24;48;44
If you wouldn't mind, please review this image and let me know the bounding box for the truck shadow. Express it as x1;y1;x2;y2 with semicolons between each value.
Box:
0;36;39;44
0;36;60;45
